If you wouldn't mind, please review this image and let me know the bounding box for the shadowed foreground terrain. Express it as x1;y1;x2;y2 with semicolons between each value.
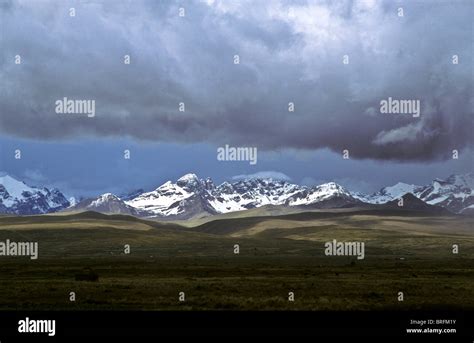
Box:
0;211;472;310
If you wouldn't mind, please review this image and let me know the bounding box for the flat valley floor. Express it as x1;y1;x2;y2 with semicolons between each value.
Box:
0;210;472;310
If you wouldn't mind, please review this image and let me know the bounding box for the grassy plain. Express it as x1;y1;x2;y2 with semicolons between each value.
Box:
0;211;472;310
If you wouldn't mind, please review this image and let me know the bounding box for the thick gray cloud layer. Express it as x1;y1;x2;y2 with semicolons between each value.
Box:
0;0;472;161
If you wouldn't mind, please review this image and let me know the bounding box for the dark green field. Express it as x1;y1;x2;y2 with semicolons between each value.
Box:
0;211;472;310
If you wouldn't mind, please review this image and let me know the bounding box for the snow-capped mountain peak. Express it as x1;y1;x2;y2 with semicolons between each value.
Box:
0;173;70;214
71;192;142;216
417;173;474;212
286;182;354;206
357;182;421;204
175;173;204;190
355;173;473;213
378;182;419;200
177;173;199;183
0;174;34;200
315;182;347;193
124;174;202;217
90;193;121;207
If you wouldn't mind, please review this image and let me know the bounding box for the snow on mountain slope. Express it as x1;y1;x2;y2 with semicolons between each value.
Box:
0;174;70;214
360;182;423;204
90;193;121;207
209;178;303;212
126;181;192;216
119;189;145;201
124;174;218;218
124;175;359;218
124;174;208;217
286;182;355;206
354;174;474;213
68;197;77;207
70;193;142;216
0;175;35;205
416;173;474;213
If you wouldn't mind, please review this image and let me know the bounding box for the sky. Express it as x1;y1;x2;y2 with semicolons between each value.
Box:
0;0;472;198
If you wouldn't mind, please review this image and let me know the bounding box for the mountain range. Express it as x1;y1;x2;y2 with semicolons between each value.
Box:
0;172;472;218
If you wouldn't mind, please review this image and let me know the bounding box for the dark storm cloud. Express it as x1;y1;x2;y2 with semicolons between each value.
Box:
0;0;472;161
